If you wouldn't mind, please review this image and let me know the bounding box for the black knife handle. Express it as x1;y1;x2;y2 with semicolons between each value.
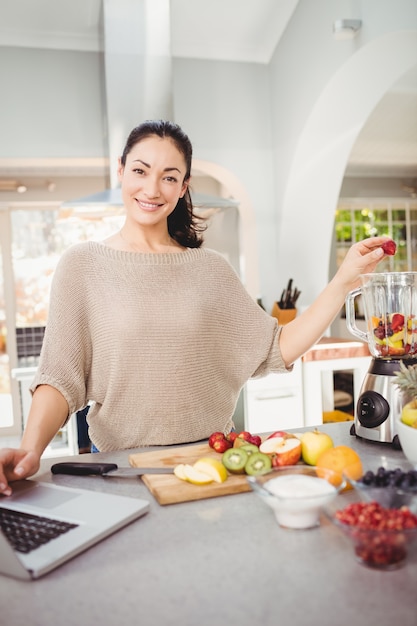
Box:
51;462;118;476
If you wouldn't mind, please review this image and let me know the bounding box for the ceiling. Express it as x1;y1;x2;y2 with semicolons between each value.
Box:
0;0;416;183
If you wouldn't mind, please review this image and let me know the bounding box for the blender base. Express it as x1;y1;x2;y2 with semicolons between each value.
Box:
350;422;402;449
352;358;416;446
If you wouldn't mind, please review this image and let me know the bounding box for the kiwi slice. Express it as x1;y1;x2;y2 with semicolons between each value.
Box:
244;452;272;476
240;443;259;455
222;448;249;474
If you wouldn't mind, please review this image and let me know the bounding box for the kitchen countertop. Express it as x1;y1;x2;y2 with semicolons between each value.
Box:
1;422;416;626
302;336;371;362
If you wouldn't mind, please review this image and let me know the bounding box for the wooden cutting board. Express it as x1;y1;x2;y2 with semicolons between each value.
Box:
128;443;252;505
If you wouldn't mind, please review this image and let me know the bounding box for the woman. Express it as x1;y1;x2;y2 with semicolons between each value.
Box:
0;120;387;495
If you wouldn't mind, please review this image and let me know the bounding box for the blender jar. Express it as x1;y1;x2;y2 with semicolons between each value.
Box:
345;272;417;359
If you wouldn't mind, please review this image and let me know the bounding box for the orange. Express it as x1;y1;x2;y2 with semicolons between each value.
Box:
315;445;363;490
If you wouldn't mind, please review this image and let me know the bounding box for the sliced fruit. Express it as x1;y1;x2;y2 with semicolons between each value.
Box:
193;457;228;483
259;436;285;454
271;438;302;467
233;436;248;448
245;452;272;476
240;443;259;455
391;313;404;331
182;464;214;485
173;463;188;481
222;448;249;474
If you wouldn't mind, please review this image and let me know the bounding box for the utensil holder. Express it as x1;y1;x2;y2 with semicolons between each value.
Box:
271;303;297;325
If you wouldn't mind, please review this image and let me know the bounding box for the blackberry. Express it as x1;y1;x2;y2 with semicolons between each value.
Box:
357;467;417;491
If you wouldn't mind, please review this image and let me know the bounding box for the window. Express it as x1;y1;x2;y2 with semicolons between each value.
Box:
335;199;417;271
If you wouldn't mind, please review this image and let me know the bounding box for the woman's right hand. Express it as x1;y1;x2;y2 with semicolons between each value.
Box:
0;448;40;496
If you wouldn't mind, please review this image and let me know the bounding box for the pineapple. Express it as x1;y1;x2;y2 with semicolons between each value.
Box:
394;361;417;428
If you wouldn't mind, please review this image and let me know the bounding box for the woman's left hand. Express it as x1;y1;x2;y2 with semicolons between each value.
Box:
336;236;389;291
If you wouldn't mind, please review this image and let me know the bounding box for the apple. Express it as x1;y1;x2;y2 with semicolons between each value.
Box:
234;431;262;448
208;432;225;448
225;432;238;444
248;434;262;447
401;400;417;428
260;436;284;454
271;439;302;467
237;431;252;442
212;438;232;453
267;430;291;440
301;429;334;465
259;436;301;466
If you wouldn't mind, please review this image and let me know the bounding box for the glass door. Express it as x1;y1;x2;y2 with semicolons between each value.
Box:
0;208;20;437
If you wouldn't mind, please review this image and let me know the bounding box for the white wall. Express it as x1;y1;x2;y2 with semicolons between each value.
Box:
173;58;275;301
0;47;107;158
269;0;417;306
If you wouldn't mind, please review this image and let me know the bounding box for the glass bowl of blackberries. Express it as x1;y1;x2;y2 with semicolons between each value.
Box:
344;462;417;510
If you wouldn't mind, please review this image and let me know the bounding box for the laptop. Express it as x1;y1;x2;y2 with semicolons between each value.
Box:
0;479;150;580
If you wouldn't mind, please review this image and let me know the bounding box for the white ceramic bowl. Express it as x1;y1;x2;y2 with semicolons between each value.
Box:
247;465;345;530
396;417;417;468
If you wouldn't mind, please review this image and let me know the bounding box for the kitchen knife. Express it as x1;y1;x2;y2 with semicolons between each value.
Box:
51;461;175;477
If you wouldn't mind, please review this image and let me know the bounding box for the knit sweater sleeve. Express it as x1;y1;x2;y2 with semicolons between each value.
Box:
30;243;92;413
202;249;290;379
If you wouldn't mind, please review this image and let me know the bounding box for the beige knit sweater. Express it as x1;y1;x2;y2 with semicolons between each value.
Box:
30;242;289;451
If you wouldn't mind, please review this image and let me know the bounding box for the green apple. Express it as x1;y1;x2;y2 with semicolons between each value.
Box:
301;429;334;465
400;400;417;428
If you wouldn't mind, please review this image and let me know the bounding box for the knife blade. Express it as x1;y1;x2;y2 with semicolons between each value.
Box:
51;462;175;477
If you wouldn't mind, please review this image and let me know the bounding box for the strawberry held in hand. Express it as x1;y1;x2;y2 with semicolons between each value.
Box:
381;239;397;256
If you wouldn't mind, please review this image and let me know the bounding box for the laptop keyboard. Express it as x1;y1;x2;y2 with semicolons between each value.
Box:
0;507;79;554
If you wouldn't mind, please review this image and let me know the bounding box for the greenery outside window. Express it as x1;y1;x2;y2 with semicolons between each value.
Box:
335;199;417;272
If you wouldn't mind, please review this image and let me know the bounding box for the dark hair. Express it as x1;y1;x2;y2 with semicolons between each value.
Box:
121;120;206;248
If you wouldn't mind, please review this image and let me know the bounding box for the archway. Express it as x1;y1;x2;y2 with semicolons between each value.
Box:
277;30;417;306
192;158;261;298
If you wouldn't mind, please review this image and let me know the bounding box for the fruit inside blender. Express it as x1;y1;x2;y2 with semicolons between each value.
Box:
370;313;417;357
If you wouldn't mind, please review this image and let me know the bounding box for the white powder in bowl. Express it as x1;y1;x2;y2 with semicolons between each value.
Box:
263;474;337;529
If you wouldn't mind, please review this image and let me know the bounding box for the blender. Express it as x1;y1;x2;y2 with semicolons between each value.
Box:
345;272;417;446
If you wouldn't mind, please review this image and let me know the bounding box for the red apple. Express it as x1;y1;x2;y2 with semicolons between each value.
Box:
208;432;226;449
225;432;238;444
237;431;252;442
259;436;302;466
267;430;288;439
270;439;302;467
248;434;262;447
212;438;232;453
266;430;298;441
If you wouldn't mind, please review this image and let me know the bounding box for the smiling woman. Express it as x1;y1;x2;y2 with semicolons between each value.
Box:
0;119;390;496
107;120;205;253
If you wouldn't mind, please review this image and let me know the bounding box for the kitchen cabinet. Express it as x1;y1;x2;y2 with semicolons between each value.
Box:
301;338;371;427
244;360;304;432
11;367;78;457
